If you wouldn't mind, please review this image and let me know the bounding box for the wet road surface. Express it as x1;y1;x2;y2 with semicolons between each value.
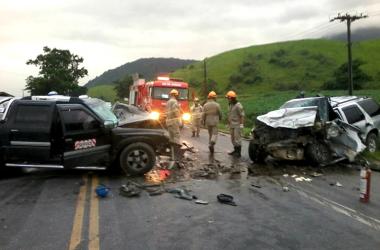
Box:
0;127;380;250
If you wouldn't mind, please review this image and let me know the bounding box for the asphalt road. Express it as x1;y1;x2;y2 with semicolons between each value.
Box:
0;127;380;250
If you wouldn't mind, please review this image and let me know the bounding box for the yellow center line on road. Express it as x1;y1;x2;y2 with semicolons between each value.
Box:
69;174;88;250
89;175;100;250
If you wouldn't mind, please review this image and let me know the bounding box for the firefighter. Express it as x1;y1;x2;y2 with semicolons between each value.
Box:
190;97;203;137
202;91;222;154
166;89;182;161
226;90;245;157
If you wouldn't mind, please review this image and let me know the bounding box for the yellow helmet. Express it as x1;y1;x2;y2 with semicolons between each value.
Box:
169;89;179;96
208;91;217;98
225;90;237;98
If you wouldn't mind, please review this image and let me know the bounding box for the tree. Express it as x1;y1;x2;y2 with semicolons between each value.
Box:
26;46;88;95
323;59;372;90
114;75;133;100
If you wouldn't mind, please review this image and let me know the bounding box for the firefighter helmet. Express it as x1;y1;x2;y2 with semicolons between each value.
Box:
169;89;179;96
225;90;237;98
208;91;217;98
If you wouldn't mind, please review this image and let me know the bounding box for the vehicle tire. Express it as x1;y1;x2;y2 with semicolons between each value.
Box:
248;141;267;163
119;142;156;175
306;142;332;165
366;132;377;153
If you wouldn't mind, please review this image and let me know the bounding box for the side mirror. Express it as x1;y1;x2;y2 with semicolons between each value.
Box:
103;120;116;129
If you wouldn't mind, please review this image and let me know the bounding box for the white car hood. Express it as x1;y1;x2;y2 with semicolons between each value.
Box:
257;107;318;129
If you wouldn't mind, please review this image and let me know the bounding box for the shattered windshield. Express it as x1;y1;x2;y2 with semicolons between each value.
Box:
280;97;331;121
84;98;118;125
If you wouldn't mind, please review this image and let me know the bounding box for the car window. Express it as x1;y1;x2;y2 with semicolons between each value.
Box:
358;99;380;117
14;105;52;129
342;105;365;124
61;109;99;132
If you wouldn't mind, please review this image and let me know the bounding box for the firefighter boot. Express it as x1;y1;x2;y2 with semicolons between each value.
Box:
209;143;214;154
228;147;236;155
174;144;183;161
234;146;241;158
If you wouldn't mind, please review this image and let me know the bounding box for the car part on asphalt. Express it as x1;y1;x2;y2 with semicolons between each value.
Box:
195;200;209;205
217;194;237;206
95;184;110;198
119;183;141;197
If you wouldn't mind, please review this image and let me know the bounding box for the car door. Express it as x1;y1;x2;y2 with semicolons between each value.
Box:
4;101;60;167
58;104;111;169
340;104;368;140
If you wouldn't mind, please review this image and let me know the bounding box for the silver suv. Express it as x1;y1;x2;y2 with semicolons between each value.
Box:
331;96;380;152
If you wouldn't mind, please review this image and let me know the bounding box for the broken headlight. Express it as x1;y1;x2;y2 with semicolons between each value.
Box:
327;124;340;138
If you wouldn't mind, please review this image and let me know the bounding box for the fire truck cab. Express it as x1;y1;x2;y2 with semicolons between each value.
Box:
129;76;191;124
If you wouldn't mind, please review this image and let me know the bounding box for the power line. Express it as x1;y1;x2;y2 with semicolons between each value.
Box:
330;13;368;96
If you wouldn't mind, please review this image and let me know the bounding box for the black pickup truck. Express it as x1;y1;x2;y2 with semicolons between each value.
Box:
0;96;170;175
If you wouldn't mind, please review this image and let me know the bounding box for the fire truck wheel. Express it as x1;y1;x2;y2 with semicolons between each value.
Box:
119;142;156;175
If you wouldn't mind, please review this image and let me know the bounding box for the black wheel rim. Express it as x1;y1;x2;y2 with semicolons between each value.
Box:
125;149;149;171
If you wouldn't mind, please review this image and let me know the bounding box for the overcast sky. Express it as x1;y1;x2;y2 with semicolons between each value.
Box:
1;0;379;96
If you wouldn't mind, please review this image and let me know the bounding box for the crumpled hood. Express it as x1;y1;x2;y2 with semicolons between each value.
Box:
118;114;152;126
257;106;318;129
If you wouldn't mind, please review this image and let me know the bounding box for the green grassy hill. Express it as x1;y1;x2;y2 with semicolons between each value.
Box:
87;85;118;102
171;39;380;95
87;38;380;129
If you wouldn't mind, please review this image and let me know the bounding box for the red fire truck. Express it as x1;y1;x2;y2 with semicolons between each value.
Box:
129;76;191;124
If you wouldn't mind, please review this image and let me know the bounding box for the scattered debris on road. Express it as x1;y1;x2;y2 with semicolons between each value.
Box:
217;194;237;206
119;182;141;197
251;184;262;188
95;184;110;198
195;199;209;205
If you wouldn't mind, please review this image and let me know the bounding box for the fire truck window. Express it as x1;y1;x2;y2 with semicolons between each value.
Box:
152;87;188;100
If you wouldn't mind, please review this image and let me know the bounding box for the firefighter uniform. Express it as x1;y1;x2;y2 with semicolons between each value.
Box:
166;96;181;145
226;91;245;157
190;99;203;137
202;92;222;153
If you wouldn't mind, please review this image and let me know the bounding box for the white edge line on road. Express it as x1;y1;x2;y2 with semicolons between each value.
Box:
292;184;380;231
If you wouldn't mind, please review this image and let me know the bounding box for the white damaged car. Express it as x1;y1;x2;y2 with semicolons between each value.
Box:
248;96;373;166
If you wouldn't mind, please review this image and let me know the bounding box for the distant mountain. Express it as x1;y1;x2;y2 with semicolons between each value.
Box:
326;26;380;41
85;57;198;88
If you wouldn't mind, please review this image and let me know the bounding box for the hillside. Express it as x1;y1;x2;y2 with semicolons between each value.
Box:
171;39;380;95
85;57;197;88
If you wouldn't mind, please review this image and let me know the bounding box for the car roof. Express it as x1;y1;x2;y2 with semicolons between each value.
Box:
0;96;13;103
329;96;367;108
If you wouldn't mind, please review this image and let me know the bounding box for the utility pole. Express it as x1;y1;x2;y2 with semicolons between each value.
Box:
203;58;208;97
330;13;368;96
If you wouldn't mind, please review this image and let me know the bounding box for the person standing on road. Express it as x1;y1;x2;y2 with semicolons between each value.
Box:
226;90;245;158
202;91;222;154
166;89;182;161
190;97;203;137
